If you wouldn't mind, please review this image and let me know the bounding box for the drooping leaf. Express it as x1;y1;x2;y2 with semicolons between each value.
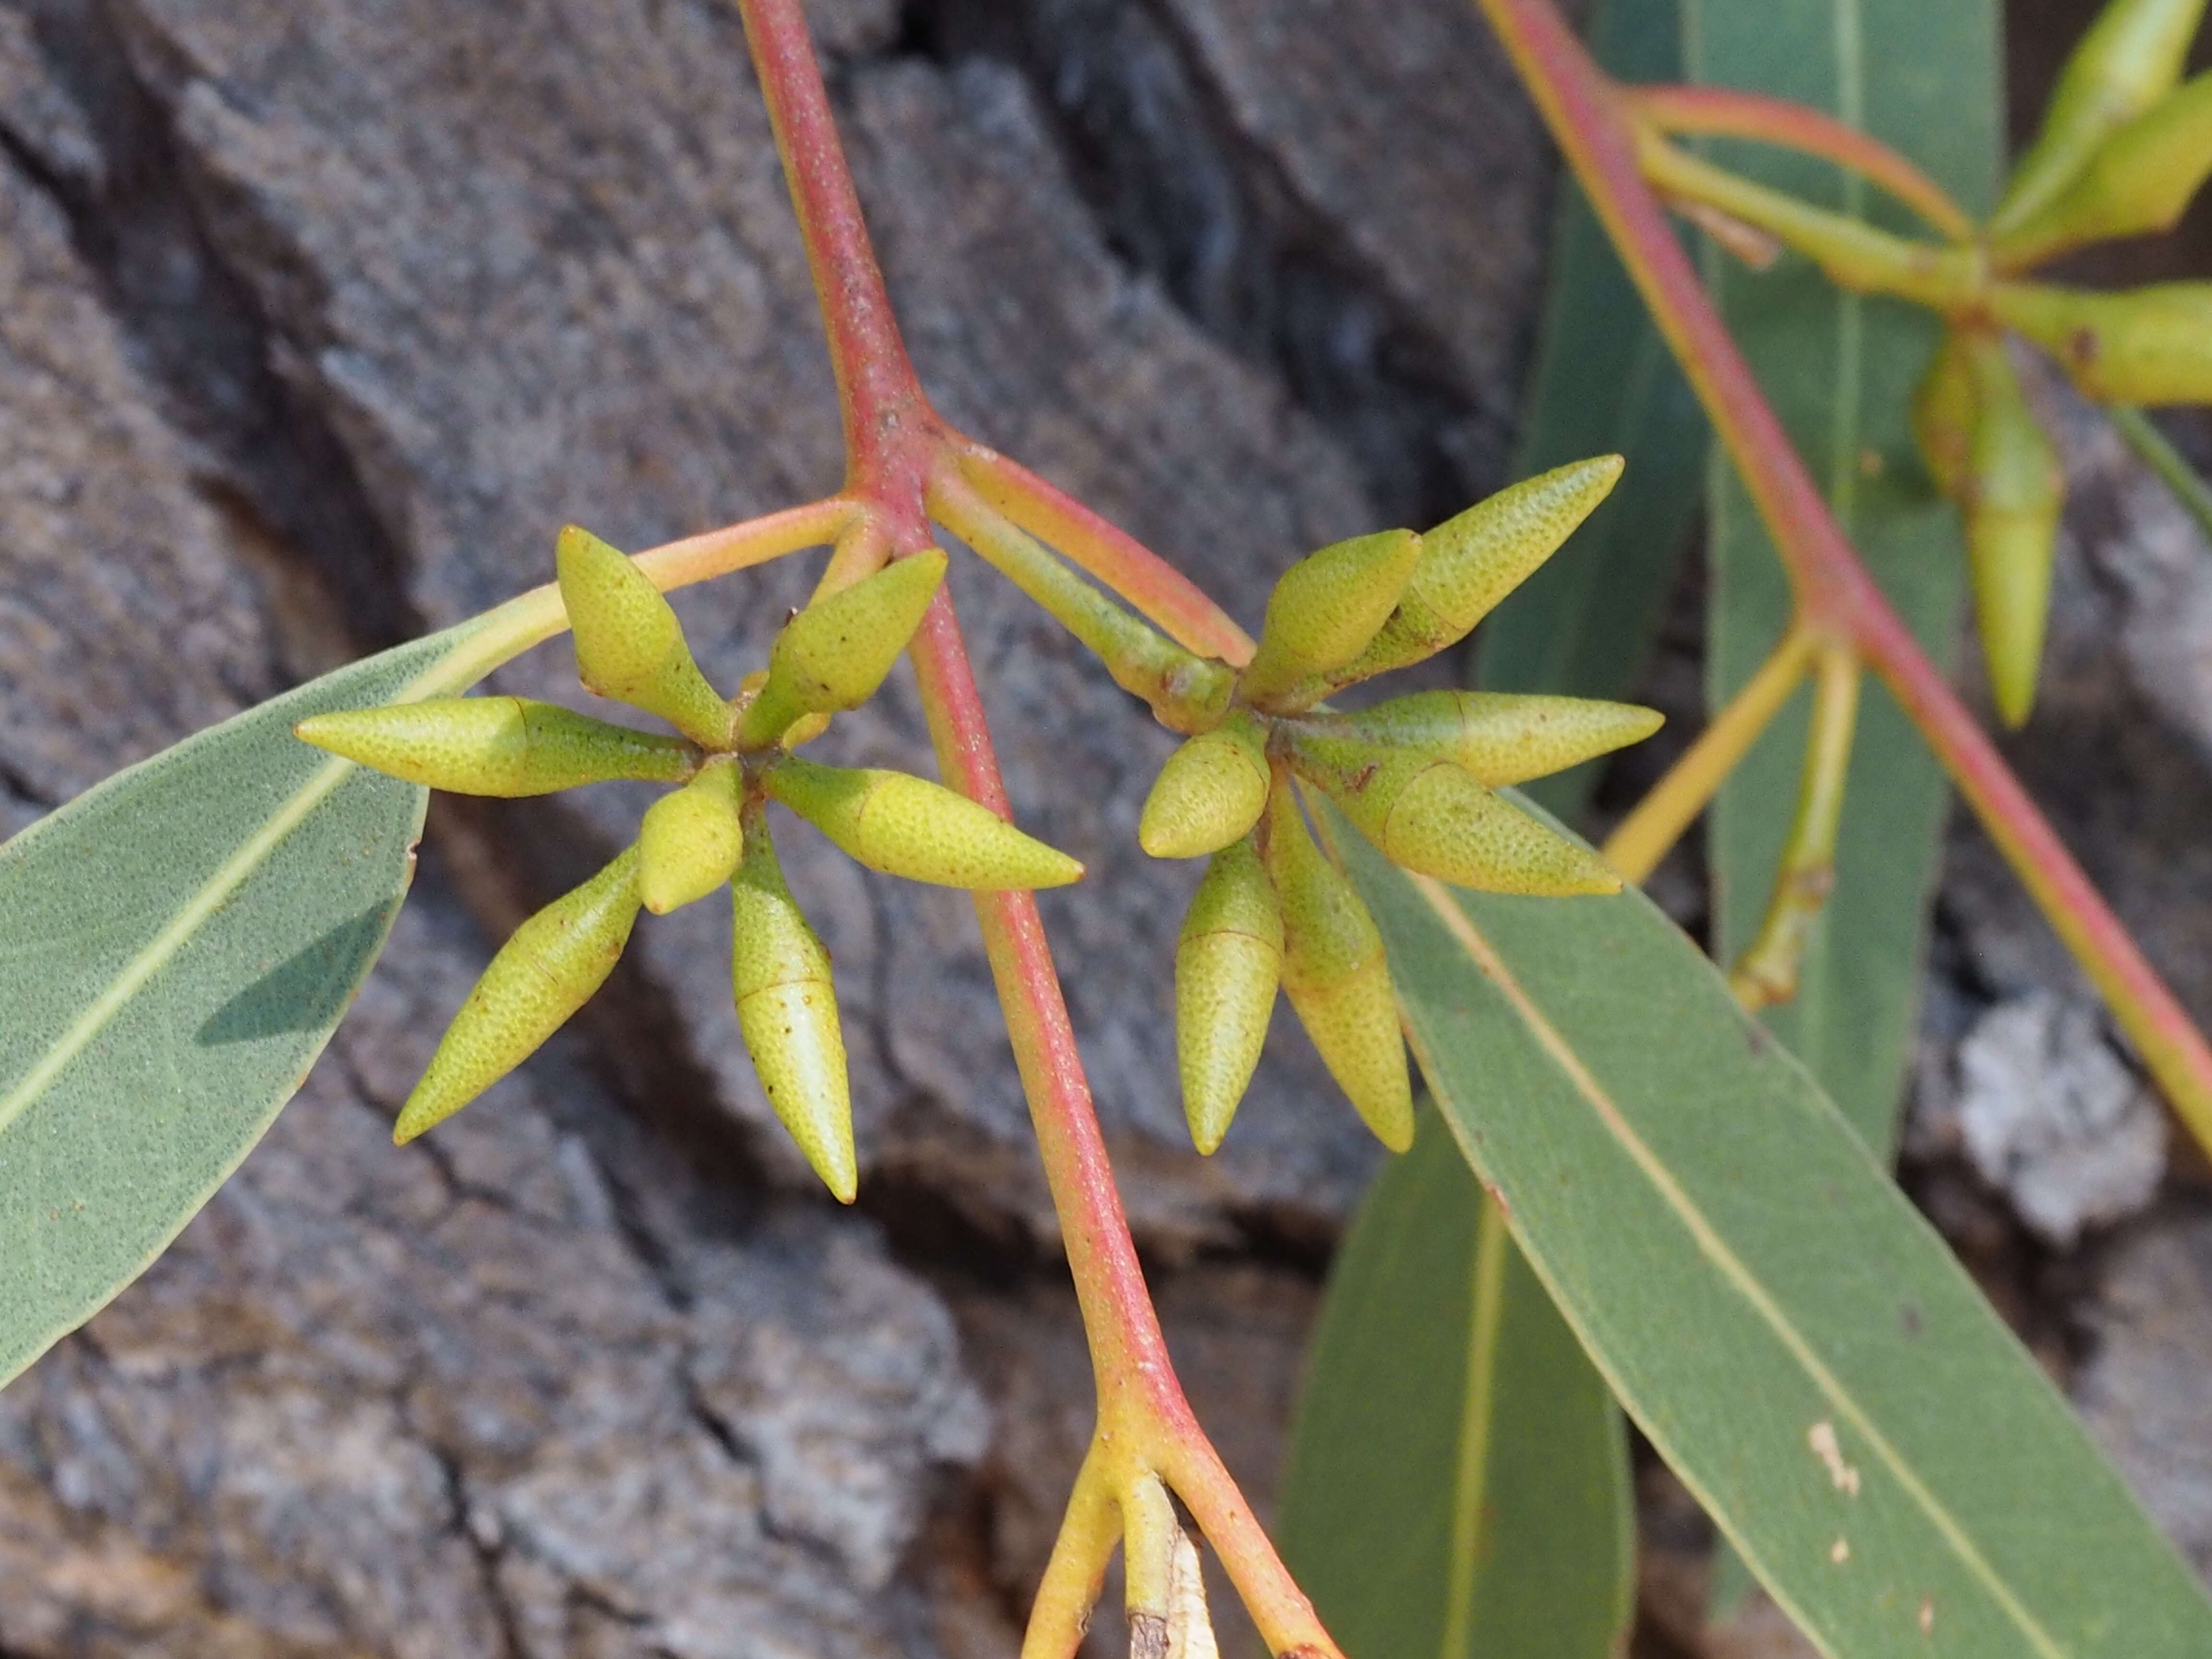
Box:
1277;1104;1632;1659
1337;812;2212;1659
0;616;504;1388
1476;0;1708;823
1692;0;2000;1153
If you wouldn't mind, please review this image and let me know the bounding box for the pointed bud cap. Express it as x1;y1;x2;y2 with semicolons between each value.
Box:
396;846;642;1143
738;551;948;746
1332;456;1623;686
1262;789;1411;1152
1295;690;1660;788
297;697;698;796
731;814;856;1203
1993;0;2205;234
557;525;733;746
1962;339;2063;728
1140;712;1272;858
1996;71;2212;264
1241;529;1423;701
1176;836;1283;1154
766;758;1085;890
637;761;745;914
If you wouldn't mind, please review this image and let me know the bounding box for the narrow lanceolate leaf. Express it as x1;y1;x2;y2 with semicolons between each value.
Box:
1337;816;2212;1658
1277;1106;1633;1659
1694;0;1999;1154
1476;0;1709;822
0;619;498;1389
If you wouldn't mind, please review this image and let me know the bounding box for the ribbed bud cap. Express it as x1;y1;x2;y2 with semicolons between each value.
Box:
396;846;642;1143
557;525;733;746
637;761;745;914
1175;836;1283;1154
766;758;1085;890
1262;790;1411;1152
731;815;856;1203
1139;712;1272;858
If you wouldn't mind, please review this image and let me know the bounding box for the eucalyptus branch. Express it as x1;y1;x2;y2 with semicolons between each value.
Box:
1476;0;2212;1155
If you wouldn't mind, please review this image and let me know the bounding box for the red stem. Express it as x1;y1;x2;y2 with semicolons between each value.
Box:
732;2;1339;1650
1628;84;1975;240
1478;0;2212;1139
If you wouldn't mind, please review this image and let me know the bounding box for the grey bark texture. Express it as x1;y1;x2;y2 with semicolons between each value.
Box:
0;1;2209;1656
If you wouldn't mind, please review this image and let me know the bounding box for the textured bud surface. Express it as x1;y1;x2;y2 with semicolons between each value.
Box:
740;550;948;745
1175;837;1283;1153
395;846;642;1143
1306;746;1621;895
1337;455;1623;684
1139;712;1272;858
767;757;1084;889
731;816;856;1202
557;524;733;745
1263;790;1411;1151
637;761;745;914
1241;529;1422;699
1297;690;1660;788
297;697;697;795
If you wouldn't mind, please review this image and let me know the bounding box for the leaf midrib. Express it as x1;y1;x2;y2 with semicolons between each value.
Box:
1405;873;2069;1659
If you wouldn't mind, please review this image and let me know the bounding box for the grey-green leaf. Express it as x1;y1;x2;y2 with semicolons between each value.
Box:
0;621;491;1388
1277;1104;1632;1659
1476;0;1708;823
1340;815;2212;1658
1693;0;2001;1153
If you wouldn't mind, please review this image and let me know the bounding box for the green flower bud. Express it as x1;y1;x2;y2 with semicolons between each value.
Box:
1241;529;1423;701
395;846;642;1144
296;697;697;795
637;760;745;914
1175;836;1283;1154
765;757;1085;889
731;811;856;1203
1993;0;2206;235
1962;338;2064;729
1911;331;1979;503
1262;789;1411;1153
1291;690;1660;788
557;524;733;746
1296;740;1620;896
1139;711;1272;859
1331;455;1624;685
737;550;948;746
1990;280;2212;405
1995;71;2212;266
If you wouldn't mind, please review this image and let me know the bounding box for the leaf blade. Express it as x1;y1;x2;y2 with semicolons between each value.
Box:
0;619;493;1387
1276;1107;1633;1659
1342;821;2212;1658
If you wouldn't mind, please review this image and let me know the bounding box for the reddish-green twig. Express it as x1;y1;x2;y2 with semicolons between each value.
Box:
1477;0;2212;1154
730;2;1337;1652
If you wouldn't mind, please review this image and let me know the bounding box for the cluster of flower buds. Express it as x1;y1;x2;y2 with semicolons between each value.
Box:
1137;457;1662;1155
1909;0;2212;728
297;527;1081;1200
